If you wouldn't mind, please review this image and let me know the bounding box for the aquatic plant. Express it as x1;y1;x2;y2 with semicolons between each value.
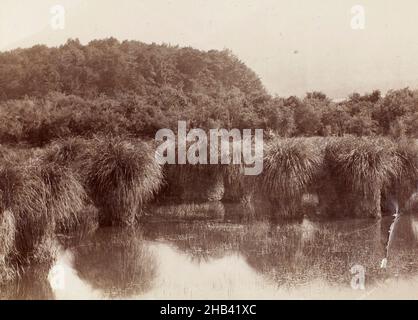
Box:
40;136;164;227
36;160;93;233
382;139;418;214
257;137;325;218
38;137;95;181
0;160;55;268
84;137;164;226
319;137;399;218
0;210;16;283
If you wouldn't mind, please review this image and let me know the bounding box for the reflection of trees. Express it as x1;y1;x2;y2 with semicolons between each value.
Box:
240;218;392;287
71;228;156;298
62;211;418;297
144;211;408;288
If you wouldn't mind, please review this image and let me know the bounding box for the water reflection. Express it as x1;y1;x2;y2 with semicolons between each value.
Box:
68;229;156;298
0;266;53;300
2;202;418;299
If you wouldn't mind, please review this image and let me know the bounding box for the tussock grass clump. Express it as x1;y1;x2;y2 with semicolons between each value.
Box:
0;210;16;283
382;139;418;214
0;145;35;164
38;137;99;232
0;161;55;267
36;160;93;233
0;145;15;161
257;137;325;218
84;137;163;226
38;137;95;182
41;136;164;227
319;137;399;218
0;156;87;281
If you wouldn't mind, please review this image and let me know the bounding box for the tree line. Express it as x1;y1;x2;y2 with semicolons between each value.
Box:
0;38;417;146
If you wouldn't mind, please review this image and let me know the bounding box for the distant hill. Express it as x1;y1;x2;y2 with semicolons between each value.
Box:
0;38;266;100
0;38;272;144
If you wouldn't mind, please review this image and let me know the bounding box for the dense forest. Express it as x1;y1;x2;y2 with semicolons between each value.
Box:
1;38;417;146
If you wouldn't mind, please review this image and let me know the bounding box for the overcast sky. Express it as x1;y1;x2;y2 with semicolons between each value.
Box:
1;0;418;98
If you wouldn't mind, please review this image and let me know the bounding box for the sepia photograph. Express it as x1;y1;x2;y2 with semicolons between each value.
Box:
1;0;418;305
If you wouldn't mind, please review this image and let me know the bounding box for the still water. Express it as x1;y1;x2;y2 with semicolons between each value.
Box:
2;202;418;299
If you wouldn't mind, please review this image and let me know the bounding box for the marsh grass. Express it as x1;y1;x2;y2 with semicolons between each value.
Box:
3;134;418;286
37;161;91;232
257;137;325;218
41;136;164;227
382;139;418;214
0;144;94;282
0;160;57;272
39;138;99;232
319;137;399;218
84;137;163;226
0;210;16;283
38;137;95;185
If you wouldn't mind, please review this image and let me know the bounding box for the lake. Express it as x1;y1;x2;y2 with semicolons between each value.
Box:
2;202;418;299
